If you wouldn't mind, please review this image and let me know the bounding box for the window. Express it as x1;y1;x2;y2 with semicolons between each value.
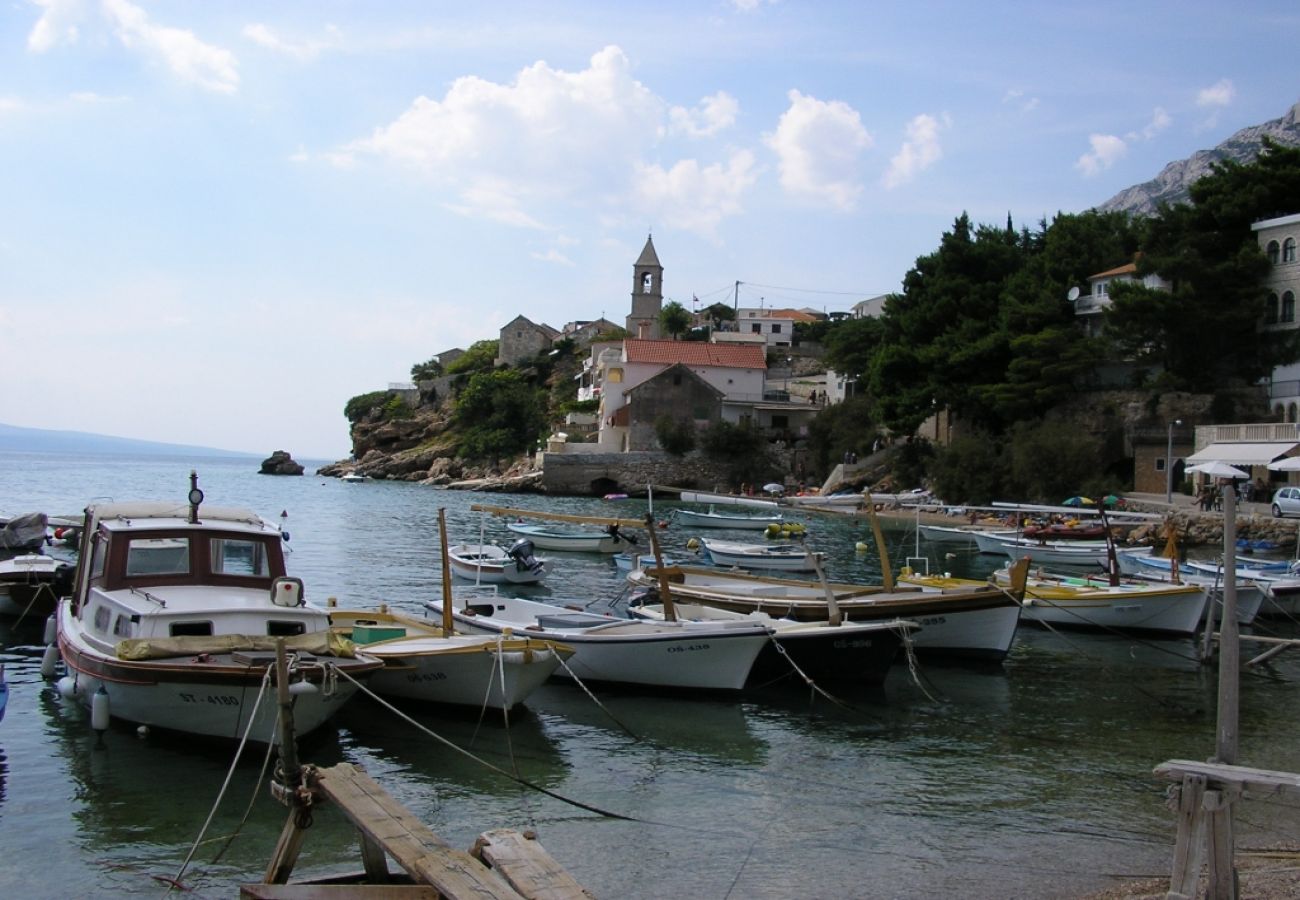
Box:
113;615;133;638
771;324;782;334
1095;280;1107;296
672;372;682;386
1268;240;1281;264
1290;402;1298;424
170;621;213;637
125;538;190;577
211;538;270;577
93;605;111;632
772;415;789;429
607;367;623;383
1284;291;1295;324
267;620;305;637
1155;457;1167;472
751;323;761;333
1267;294;1279;324
642;273;653;293
1285;238;1297;263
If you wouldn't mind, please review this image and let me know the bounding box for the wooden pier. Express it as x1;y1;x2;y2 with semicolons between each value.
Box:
246;762;592;899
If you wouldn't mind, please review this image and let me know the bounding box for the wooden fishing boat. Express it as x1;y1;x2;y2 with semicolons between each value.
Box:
626;561;1028;662
52;474;383;742
627;599;916;685
1115;550;1267;624
970;529;1112;566
446;540;549;584
425;590;771;691
0;553;72;620
328;608;570;710
699;537;820;572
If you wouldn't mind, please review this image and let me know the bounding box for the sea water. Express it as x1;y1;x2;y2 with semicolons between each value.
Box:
1;451;1297;898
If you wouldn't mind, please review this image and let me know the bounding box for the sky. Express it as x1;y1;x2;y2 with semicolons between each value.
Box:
2;1;1298;459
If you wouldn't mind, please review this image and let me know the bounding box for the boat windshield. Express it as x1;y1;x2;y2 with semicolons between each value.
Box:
125;538;191;577
210;537;271;577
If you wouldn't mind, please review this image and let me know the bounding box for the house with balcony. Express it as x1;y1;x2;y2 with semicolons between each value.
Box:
1253;213;1300;421
713;307;818;348
1071;258;1172;338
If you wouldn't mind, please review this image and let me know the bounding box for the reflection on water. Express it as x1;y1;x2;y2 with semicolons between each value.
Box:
3;454;1300;896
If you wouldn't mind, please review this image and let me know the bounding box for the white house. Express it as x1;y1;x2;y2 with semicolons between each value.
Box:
1071;259;1172;337
1254;212;1300;421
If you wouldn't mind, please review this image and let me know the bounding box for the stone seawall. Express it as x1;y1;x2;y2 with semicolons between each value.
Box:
542;450;742;496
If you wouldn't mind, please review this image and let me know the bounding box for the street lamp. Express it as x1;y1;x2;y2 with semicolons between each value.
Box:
1165;419;1183;505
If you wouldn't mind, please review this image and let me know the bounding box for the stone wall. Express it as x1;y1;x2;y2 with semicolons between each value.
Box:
542;450;745;496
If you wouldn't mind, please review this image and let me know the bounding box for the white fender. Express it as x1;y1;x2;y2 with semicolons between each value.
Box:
91;686;110;731
44;614;57;645
41;644;60;679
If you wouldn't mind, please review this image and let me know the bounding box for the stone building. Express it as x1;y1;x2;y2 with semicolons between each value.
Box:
619;364;724;451
496;315;560;367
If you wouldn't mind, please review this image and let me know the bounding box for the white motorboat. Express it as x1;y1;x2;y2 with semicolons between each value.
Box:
699;538;820;572
340;472;366;483
627;563;1028;662
0;553;72;620
424;591;770;691
502;521;635;554
52;476;383;743
447;540;549;585
970;529;1112;567
329;608;570;710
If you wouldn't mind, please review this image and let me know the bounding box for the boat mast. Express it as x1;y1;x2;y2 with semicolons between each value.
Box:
437;509;455;633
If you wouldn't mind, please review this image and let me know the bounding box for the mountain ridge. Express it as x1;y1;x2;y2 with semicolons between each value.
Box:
0;422;259;458
1097;99;1300;216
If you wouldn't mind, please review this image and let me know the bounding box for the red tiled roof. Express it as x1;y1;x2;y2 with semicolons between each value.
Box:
1089;262;1137;279
624;339;767;369
765;308;819;322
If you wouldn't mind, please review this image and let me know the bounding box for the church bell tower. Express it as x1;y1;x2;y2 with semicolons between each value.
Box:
626;234;663;339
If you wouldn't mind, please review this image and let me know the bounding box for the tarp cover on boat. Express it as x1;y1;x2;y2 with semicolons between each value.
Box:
1184;442;1299;466
0;512;48;551
115;631;357;661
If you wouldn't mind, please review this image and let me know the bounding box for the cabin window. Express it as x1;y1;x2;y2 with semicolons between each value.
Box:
1284;292;1296;324
88;532;109;583
125;537;190;577
1285;238;1297;264
267;620;305;637
1268;240;1281;265
93;605;111;632
113;615;132;637
210;538;270;577
170;621;213;637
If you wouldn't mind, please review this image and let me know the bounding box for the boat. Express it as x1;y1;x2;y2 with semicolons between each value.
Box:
0;553;73;620
1020;522;1110;541
446;540;549;584
425;590;771;691
1115;550;1267;624
626;562;1029;662
328;607;570;710
699;537;820;572
52;475;383;742
340;472;366;483
970;529;1113;567
0;512;49;553
916;524;1013;543
671;490;786;530
626;600;917;685
504;520;635;553
904;567;1208;636
613;551;683;571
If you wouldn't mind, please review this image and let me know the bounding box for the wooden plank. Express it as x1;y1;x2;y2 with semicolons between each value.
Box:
359;831;391;882
471;829;594;900
470;504;642;530
1154;759;1300;796
1204;789;1239;900
242;885;438;899
314;764;525;899
264;809;311;885
1167;773;1207;900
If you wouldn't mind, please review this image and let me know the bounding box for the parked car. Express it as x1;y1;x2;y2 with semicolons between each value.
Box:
1271;486;1300;518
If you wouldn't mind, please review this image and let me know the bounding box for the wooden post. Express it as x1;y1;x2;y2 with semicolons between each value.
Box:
808;551;842;627
1166;772;1208;900
1217;483;1240;766
274;640;300;787
862;489;894;591
644;514;676;622
437;509;455;632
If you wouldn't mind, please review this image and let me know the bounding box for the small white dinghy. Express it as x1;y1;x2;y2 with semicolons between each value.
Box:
699;538;820;572
447;540;549;585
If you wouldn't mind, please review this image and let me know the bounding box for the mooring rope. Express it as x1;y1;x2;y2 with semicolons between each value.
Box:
13;580;56;629
334;666;636;821
164;664;275;896
551;651;641;739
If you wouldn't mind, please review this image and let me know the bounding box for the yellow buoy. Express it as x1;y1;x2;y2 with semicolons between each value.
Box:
686;537;701;550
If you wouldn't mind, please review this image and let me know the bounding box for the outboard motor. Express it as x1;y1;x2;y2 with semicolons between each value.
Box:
506;539;545;575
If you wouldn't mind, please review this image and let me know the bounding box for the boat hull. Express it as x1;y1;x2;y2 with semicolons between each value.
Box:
676;509;784;530
504;523;627;553
701;539;818;572
447;544;547;585
426;598;768;691
748;624;905;683
1021;590;1207;636
364;639;564;710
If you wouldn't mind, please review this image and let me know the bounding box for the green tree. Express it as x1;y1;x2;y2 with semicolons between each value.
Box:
702;302;736;331
410;356;443;381
654;415;697;456
445;340;500;375
453;370;547;466
659;301;691;339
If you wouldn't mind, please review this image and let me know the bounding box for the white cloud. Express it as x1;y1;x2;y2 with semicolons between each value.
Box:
1002;88;1039;113
882;113;946;189
243;22;339;63
0;97;25;114
1138;106;1171;139
27;0;238;93
668;91;738;138
764;89;872;211
530;249;575;266
729;0;778;10
26;0;88;52
631;150;758;238
1075;133;1127;176
339;45;666;227
1197;79;1235;108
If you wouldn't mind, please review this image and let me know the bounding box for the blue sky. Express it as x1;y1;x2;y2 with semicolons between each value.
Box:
2;1;1298;458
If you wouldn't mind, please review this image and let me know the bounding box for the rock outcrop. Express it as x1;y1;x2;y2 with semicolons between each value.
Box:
259;450;304;476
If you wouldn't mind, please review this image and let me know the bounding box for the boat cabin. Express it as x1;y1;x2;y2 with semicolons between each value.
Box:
71;502;317;647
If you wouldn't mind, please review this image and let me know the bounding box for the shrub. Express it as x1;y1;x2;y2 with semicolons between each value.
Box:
655;416;697;456
344;391;390;423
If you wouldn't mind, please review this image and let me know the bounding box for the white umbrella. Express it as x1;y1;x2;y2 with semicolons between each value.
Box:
762;482;785;494
1267;456;1300;471
1186;461;1250;479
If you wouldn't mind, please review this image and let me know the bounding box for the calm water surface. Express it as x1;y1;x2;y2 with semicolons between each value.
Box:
1;452;1298;898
